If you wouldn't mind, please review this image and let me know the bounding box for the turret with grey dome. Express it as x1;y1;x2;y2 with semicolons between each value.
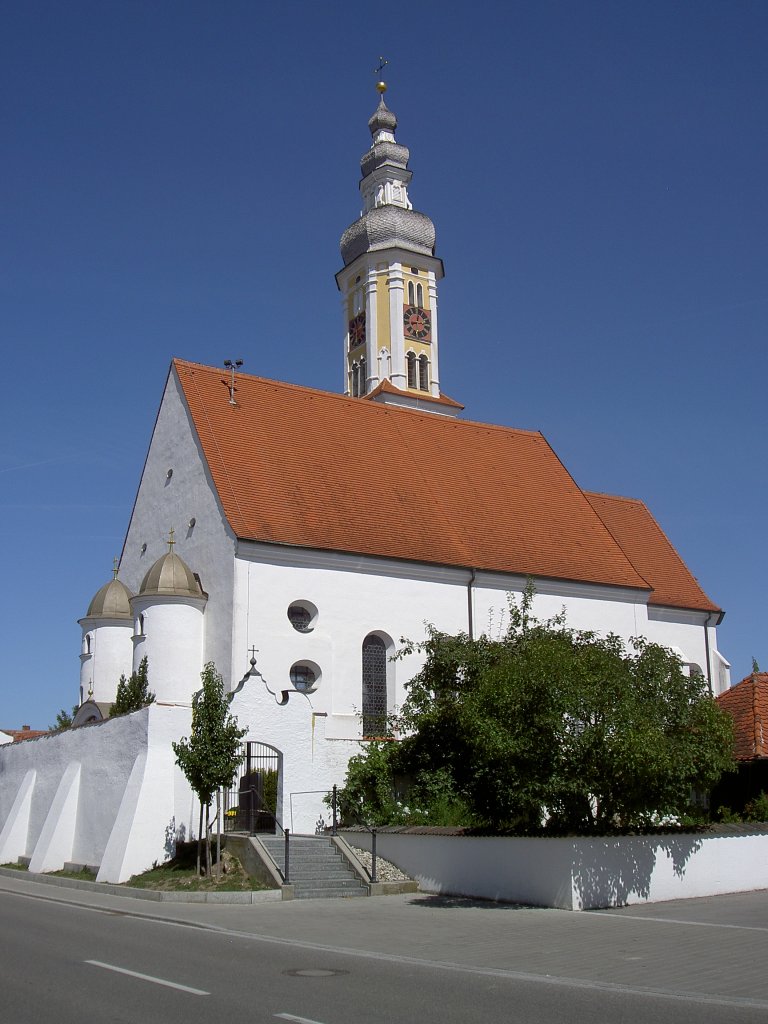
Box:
78;568;135;709
130;539;207;705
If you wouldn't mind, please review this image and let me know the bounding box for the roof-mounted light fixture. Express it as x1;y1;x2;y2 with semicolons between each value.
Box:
224;359;243;405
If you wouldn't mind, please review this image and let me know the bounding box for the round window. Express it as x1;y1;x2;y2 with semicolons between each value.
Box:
287;600;317;633
290;662;320;694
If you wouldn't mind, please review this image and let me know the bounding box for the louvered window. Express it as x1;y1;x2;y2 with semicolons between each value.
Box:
406;352;417;388
362;634;388;737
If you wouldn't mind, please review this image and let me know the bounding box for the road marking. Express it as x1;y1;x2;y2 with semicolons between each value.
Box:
592;910;768;933
275;1015;328;1024
85;960;209;995
3;887;767;1012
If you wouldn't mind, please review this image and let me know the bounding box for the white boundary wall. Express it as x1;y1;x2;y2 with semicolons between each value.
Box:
342;830;768;910
0;704;196;883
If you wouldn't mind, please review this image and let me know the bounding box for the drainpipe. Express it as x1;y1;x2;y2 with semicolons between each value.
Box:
467;568;477;640
703;612;714;695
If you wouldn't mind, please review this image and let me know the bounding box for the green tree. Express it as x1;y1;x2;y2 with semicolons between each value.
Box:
110;656;155;717
172;663;246;876
336;587;735;833
50;706;78;732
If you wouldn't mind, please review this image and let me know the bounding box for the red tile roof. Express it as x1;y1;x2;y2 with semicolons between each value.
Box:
2;727;48;742
172;360;717;609
364;378;465;409
717;673;768;760
585;492;720;614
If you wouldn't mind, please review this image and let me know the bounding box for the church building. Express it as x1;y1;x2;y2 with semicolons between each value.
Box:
0;83;731;880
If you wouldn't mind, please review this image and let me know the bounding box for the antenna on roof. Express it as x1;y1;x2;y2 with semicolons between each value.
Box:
223;359;243;405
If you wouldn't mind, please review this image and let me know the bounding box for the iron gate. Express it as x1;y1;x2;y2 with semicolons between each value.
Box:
223;741;281;834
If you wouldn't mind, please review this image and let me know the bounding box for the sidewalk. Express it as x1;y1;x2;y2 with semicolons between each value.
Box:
1;869;767;1009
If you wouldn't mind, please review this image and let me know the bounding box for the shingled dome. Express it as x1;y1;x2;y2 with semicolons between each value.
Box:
139;550;202;599
340;205;435;266
85;577;133;619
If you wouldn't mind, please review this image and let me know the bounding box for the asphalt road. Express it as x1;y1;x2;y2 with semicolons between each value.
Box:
1;876;767;1024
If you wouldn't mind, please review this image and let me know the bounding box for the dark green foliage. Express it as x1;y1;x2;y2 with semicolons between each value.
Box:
110;656;155;717
172;663;246;875
744;791;768;822
335;586;736;833
50;706;78;732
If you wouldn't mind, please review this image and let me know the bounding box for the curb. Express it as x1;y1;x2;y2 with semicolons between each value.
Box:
0;866;281;904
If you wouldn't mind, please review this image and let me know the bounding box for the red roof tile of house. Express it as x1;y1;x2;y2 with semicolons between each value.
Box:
2;726;48;742
716;673;768;760
172;360;716;609
585;492;720;614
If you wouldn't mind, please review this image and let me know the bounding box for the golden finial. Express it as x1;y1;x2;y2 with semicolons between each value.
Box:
112;556;119;579
87;680;94;699
168;527;175;551
374;56;388;94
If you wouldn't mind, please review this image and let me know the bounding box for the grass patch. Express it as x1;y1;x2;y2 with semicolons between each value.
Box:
48;868;97;881
125;841;270;892
0;862;27;871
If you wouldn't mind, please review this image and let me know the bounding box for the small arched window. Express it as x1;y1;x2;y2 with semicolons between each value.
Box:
362;634;388;737
406;352;417;388
416;282;424;307
360;356;367;395
418;354;429;391
407;281;415;305
351;362;360;398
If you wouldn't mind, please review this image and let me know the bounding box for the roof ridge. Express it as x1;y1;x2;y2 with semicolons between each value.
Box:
172;358;546;438
583;490;644;506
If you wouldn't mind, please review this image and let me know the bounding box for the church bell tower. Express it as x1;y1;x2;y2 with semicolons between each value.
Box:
336;80;458;414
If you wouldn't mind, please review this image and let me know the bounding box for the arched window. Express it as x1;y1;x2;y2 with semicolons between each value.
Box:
416;282;424;307
418;354;429;391
407;280;415;305
406;351;417;388
362;634;388;737
360;356;367;395
351;362;359;397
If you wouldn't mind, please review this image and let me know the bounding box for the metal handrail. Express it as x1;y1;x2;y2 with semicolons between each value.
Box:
228;784;291;884
329;784;379;884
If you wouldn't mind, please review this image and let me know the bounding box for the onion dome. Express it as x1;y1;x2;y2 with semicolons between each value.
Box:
85;577;133;619
139;550;202;599
340;88;436;268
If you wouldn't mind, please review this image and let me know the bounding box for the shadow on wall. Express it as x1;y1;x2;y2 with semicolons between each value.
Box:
571;834;703;909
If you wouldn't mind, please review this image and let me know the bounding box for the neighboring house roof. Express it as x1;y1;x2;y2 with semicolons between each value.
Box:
1;726;48;742
717;673;768;760
173;359;717;611
585;491;720;615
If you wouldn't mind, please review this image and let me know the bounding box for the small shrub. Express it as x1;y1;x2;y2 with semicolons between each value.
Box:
744;791;768;823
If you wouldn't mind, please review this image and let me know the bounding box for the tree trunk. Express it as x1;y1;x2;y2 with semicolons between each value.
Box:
205;803;212;878
215;789;221;880
197;801;203;877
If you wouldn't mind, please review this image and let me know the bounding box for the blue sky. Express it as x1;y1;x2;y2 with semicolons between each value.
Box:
1;1;766;727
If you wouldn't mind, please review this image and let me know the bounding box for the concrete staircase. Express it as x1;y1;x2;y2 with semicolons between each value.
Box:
259;835;368;899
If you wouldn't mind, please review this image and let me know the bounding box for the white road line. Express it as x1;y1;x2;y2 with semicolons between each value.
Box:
275;1015;328;1024
592;911;768;933
84;959;209;995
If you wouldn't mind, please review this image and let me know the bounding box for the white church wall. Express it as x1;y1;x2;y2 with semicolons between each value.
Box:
233;545;723;748
0;705;196;881
0;731;12;745
120;366;236;691
130;597;206;704
78;620;133;704
230;675;362;835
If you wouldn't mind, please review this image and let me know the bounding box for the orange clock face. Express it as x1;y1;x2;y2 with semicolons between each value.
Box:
348;311;366;349
403;304;431;341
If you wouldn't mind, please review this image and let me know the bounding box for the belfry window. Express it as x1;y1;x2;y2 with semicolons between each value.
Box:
416;282;424;307
408;280;415;305
362;634;388;738
418;354;429;391
351;362;360;397
406;352;417;389
360;356;367;395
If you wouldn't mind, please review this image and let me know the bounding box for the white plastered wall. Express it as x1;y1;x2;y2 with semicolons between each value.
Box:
0;704;196;882
78;619;134;705
119;366;236;689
